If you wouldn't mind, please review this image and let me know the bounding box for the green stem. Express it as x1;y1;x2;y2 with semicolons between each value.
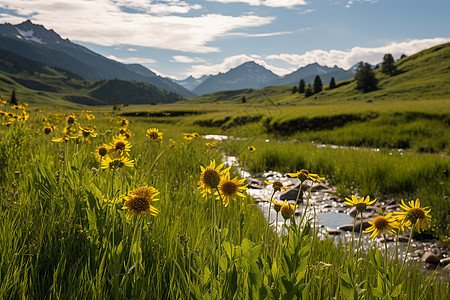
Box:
400;226;414;275
349;212;358;258
265;191;276;254
356;215;364;260
298;182;314;230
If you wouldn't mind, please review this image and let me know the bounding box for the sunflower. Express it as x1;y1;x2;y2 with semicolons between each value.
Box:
198;160;230;198
344;195;376;213
248;146;256;152
146;128;163;142
101;156;134;170
281;203;297;220
216;173;248;207
271;199;288;213
183;133;195;141
95;144;110;161
364;213;399;239
122;186;159;216
79;125;97;138
66;113;76;125
288;169;325;182
110;136;132;155
43;125;55;135
394;198;431;233
264;180;287;192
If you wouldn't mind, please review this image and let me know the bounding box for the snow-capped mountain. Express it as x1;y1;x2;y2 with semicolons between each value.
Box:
172;75;211;91
193;61;279;95
267;63;356;86
0;20;195;97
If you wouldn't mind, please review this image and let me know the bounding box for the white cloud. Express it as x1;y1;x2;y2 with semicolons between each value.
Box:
171;55;206;63
188;54;296;77
223;30;293;38
299;9;316;14
266;38;450;69
0;0;274;53
106;55;157;64
207;0;307;7
127;48;137;52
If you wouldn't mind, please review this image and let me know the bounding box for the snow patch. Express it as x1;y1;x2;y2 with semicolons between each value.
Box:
16;29;45;44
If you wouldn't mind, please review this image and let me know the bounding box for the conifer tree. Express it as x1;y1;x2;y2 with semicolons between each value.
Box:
355;62;378;92
382;53;396;75
305;84;313;97
298;79;305;93
329;77;336;90
313;75;322;94
10;89;18;105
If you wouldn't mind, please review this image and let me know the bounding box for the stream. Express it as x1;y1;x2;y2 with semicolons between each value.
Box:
204;134;450;275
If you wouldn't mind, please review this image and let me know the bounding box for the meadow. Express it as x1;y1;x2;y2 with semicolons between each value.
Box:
0;97;449;299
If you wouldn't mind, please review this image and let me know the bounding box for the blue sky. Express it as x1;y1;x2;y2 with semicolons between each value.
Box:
1;0;449;79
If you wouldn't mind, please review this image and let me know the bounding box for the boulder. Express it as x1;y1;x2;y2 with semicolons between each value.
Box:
338;221;370;232
280;188;303;201
421;252;440;265
326;227;341;235
440;257;450;266
246;178;264;189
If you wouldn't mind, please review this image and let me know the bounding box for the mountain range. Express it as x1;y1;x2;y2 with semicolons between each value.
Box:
0;20;195;98
172;62;357;95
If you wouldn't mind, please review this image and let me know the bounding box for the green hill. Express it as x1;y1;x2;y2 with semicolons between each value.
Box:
186;43;450;104
0;49;184;108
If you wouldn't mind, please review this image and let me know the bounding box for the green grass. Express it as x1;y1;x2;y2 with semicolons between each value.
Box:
0;105;448;299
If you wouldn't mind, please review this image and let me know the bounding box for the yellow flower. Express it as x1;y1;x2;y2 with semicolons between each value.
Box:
198;160;230;198
205;141;217;148
43;125;55;135
216;173;248;207
146;128;163;142
183;132;199;141
344;195;376;213
271;199;288;213
122;186;159;216
79;125;97;138
121;118;130;126
264;180;287;192
95;144;110;161
110;136;132;155
364;213;399;239
101;156;134;170
281;203;297;220
248;146;256;152
52;133;77;142
66;113;76;125
288;169;325;182
84;113;95;121
394;198;431;233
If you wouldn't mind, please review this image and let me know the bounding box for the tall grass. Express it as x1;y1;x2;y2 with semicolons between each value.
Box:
0;108;448;299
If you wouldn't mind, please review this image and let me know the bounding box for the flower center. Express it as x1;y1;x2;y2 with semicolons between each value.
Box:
373;216;388;229
67;116;75;124
98;147;108;157
148;132;159;139
202;168;221;188
273;181;283;191
281;204;294;220
406;208;425;223
220;180;238;196
44;127;52;134
115;141;126;151
274;203;283;213
128;196;149;212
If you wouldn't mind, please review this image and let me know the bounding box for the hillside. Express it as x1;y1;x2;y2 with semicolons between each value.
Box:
187;43;450;104
0;20;195;98
0;49;183;107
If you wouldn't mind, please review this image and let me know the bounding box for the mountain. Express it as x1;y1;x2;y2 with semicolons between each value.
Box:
172;75;211;91
186;42;450;104
0;49;183;106
193;61;279;95
0;20;195;97
267;63;356;87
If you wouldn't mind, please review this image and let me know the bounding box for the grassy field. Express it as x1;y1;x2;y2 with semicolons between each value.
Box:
0;100;449;299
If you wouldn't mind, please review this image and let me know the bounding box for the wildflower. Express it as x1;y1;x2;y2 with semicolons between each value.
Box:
272;199;288;213
79;125;97;138
146;128;163;142
394;199;431;233
84;113;95;121
364;213;399;239
122;186;159;216
101;156;134;170
344;195;376;213
288;169;325;182
264;180;287;192
184;132;199;141
43;125;55;135
95;145;110;161
110;136;132;155
120;118;130;126
281;203;297;220
52;133;76;142
248;146;256;152
205;141;217;148
216;173;247;207
66;113;76;125
198;160;230;197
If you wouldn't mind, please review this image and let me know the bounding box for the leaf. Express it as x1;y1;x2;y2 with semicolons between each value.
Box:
202;266;211;285
219;254;228;272
241;238;253;252
223;241;233;260
391;283;403;298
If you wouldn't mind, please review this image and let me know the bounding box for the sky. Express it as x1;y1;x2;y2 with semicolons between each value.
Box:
0;0;449;79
